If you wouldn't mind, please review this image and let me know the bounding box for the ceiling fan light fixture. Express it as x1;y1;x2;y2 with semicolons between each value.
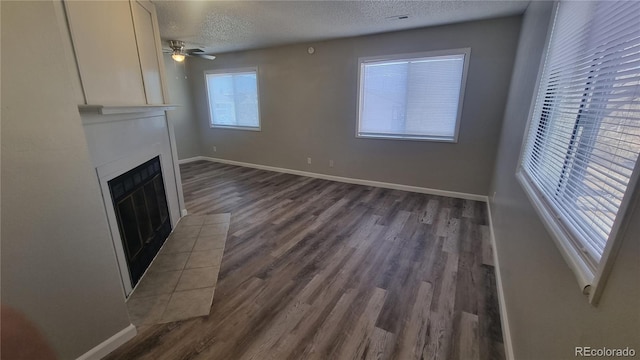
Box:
171;52;186;62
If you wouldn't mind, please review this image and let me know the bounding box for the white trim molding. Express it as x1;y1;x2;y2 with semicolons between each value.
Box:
486;201;515;360
178;156;488;202
76;324;136;360
178;156;208;165
78;104;177;115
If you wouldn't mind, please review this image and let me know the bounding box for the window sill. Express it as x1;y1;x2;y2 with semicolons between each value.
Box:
356;133;457;143
516;170;595;295
210;125;261;132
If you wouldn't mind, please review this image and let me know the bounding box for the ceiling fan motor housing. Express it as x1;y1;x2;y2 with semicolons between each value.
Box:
169;40;185;52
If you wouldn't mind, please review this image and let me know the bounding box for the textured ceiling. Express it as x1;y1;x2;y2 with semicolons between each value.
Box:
153;1;529;54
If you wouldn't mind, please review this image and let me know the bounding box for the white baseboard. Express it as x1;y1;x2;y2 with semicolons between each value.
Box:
178;156;207;165
179;156;488;202
76;324;137;360
486;202;514;360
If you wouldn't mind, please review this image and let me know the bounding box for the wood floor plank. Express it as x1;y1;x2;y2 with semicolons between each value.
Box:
458;312;480;360
480;225;495;266
454;248;480;316
424;252;459;360
460;218;476;253
366;327;396;360
299;290;358;360
374;244;417;333
442;217;461;253
334;287;387;360
382;210;411;243
420;199;440;224
105;161;505;360
394;280;434;360
345;214;379;248
462;200;476;218
435;208;451;237
479;265;504;360
238;301;310;360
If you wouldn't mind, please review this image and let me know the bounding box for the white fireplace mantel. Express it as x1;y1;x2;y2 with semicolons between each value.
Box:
79;104;178;115
81;108;184;297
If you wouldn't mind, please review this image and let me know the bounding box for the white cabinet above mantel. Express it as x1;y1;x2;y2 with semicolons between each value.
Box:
63;0;168;106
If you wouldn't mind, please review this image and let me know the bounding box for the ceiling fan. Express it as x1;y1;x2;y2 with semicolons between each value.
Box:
164;40;216;62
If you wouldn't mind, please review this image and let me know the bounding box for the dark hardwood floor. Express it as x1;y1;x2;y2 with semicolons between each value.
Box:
106;161;505;360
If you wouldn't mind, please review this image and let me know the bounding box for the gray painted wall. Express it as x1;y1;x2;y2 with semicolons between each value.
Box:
185;16;522;196
489;2;640;359
1;1;131;358
164;54;202;159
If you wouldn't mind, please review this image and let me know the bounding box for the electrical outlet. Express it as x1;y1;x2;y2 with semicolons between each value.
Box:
329;160;334;167
213;146;217;152
492;191;497;200
307;157;312;165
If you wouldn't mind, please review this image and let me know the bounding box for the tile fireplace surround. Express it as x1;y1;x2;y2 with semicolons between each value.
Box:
125;213;230;325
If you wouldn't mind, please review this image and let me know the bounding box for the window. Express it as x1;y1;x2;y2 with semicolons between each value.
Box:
205;68;260;130
518;1;640;301
357;49;470;142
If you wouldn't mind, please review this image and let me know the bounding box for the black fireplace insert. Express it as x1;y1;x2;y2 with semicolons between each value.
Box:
108;156;171;288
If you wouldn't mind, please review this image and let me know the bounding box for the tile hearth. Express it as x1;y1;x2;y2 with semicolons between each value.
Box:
126;213;230;325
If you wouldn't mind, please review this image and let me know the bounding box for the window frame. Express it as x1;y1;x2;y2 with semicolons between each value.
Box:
515;1;640;305
355;48;471;143
204;67;262;131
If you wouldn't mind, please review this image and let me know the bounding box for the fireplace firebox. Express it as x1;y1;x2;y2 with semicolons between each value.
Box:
108;156;171;287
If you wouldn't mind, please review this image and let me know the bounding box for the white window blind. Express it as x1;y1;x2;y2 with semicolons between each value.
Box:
519;1;640;286
357;50;469;141
205;69;260;129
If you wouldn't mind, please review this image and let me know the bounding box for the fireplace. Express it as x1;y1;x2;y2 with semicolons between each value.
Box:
108;156;171;287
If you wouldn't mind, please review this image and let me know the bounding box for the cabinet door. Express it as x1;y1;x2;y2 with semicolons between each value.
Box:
131;0;165;104
64;1;146;105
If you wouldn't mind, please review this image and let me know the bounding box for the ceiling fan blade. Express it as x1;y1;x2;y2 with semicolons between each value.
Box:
195;54;216;60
